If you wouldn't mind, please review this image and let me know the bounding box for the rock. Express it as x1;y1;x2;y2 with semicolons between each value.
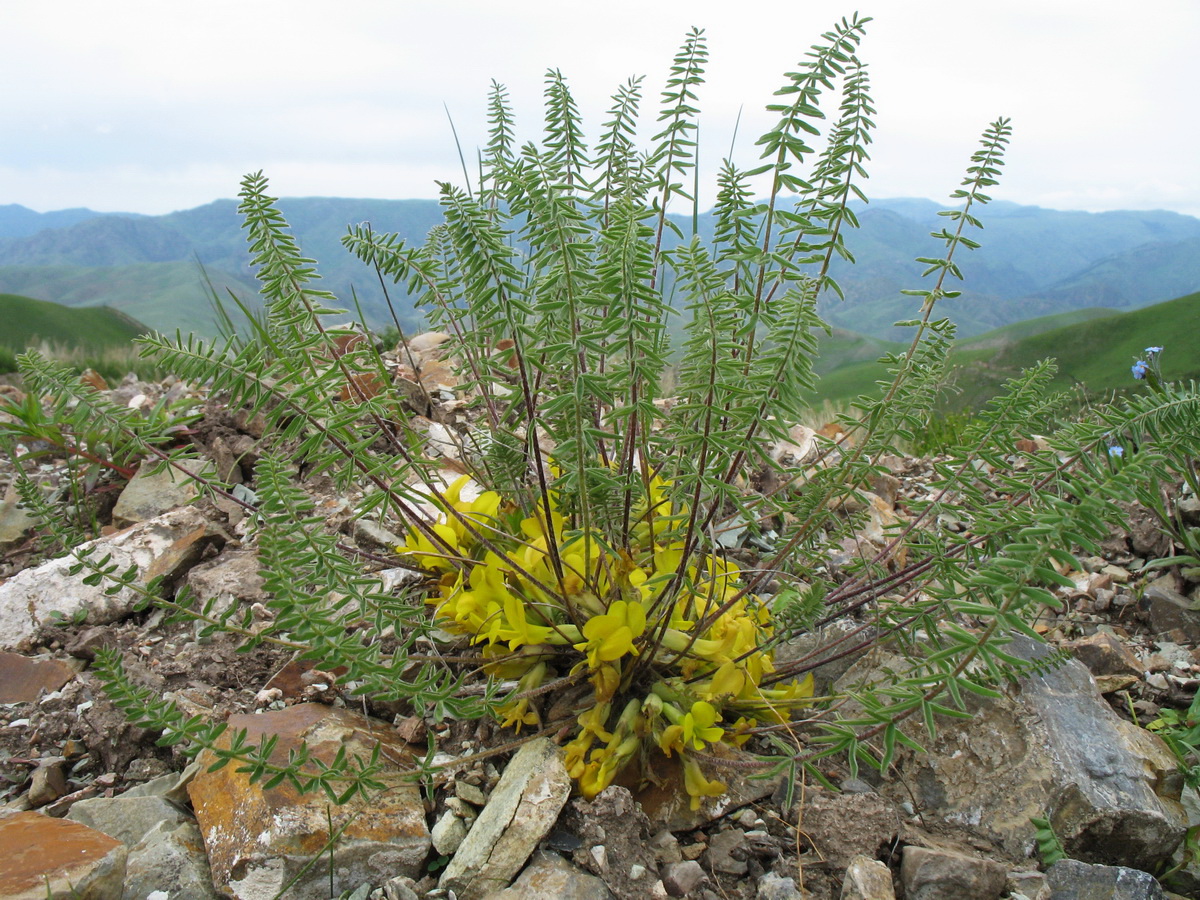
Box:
187;703;430;900
0;810;128;899
703;828;749;876
431;808;471;855
1043;859;1164;899
26;758;68;807
67;794;188;847
864;635;1187;870
0;652;78;703
562;786;656;900
185;548;266;607
774;618;877;696
756;871;804;899
0;506;215;651
796;788;902;870
111;458;211;527
1146;585;1200;643
439;737;572;900
899;846;1006;900
122;820;224;900
484;849;615;900
841;855;896;900
1065;632;1144;678
0;483;38;552
662;860;707;897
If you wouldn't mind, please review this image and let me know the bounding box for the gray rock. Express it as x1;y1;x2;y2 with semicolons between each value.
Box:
112;459;211;526
756;871;805;899
185;549;266;606
841;855;896;900
122;820;223;900
439;738;572;900
484;850;614;900
563;786;656;899
1146;585;1200;643
703;828;749;876
1043;859;1164;899
0;506;214;650
775;618;877;696
795;788;901;870
67;795;188;848
431;808;470;856
662;860;706;897
900;846;1006;900
860;635;1186;871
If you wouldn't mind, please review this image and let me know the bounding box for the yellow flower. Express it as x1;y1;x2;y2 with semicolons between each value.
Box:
497;697;539;732
574;600;647;669
682;755;726;810
660;700;724;756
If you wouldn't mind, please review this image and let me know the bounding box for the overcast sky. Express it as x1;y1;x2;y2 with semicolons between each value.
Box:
2;1;1196;218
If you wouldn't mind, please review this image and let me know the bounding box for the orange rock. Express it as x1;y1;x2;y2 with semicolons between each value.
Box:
187;703;429;899
818;421;855;446
79;369;109;392
0;811;127;899
0;652;77;704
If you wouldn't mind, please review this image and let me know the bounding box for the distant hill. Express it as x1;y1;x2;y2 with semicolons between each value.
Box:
0;204;114;239
0;196;1196;339
809;292;1200;410
0;292;148;353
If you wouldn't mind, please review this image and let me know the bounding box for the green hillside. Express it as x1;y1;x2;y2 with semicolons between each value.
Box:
0;292;148;353
0;262;261;335
807;292;1200;411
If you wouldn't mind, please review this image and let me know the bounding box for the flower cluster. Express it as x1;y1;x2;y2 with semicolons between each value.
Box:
399;474;811;807
1131;345;1164;386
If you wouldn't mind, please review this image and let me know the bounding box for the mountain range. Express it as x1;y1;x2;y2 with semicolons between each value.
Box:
0;197;1197;339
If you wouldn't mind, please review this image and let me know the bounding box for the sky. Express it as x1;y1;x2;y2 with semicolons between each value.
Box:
1;0;1197;218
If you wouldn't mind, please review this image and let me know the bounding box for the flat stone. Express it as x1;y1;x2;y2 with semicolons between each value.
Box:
1044;859;1164;899
111;459;210;527
185;548;266;606
67;794;188;847
188;703;429;900
0;506;214;651
796;787;902;870
484;849;614;900
440;737;572;900
1066;632;1143;678
704;828;749;876
662;860;706;897
1146;585;1200;643
123;819;224;900
842;855;896;900
0;652;78;703
900;846;1006;900
0;810;127;899
868;635;1187;871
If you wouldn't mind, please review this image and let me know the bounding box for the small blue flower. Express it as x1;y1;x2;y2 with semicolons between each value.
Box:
1145;346;1163;354
1108;445;1124;458
1131;360;1149;379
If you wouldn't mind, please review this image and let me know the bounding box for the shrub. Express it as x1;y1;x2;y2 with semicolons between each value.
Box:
6;14;1200;807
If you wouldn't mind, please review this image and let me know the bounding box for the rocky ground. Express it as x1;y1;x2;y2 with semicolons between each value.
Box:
1;356;1199;900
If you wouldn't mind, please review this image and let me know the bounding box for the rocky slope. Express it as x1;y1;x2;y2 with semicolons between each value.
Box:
0;358;1198;900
